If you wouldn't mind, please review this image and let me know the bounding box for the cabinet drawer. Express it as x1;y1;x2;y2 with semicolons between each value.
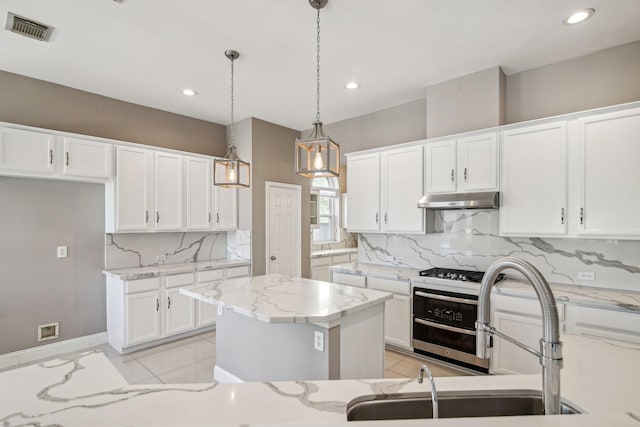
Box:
311;256;331;267
575;306;640;334
165;273;195;288
198;269;224;283
226;265;250;278
368;276;410;296
332;254;350;264
125;277;160;294
332;272;366;288
493;294;565;320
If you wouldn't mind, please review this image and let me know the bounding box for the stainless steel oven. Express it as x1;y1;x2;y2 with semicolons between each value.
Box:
412;286;488;371
411;268;504;372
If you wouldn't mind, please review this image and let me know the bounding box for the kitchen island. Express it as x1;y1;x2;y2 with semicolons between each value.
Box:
179;274;393;382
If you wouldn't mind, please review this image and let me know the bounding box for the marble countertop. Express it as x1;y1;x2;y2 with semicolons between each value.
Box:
2;334;639;426
311;248;358;258
103;258;251;280
180;274;393;324
331;262;640;312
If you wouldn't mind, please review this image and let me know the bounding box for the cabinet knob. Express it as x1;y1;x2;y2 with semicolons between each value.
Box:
155;297;159;311
384;212;388;224
145;210;149;223
216;213;220;224
451;169;455;183
561;208;565;225
156;211;160;223
49;149;54;165
208;212;212;223
375;212;379;224
167;296;171;309
580;207;584;225
65;151;70;167
464;167;468;182
270;255;276;261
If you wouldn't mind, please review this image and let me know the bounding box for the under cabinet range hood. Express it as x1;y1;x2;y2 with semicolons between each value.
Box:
417;191;499;209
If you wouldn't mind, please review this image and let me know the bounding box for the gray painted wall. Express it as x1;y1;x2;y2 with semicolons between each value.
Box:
426;66;506;138
506;40;640;124
0;70;227;156
250;118;310;278
0;177;105;354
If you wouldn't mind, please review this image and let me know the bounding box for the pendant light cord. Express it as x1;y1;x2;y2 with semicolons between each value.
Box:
316;6;321;124
229;55;235;151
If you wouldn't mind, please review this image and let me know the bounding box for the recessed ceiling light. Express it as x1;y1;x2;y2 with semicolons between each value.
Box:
182;88;197;96
346;81;360;90
563;8;595;25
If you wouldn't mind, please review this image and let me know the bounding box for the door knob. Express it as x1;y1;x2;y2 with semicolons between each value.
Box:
270;256;276;260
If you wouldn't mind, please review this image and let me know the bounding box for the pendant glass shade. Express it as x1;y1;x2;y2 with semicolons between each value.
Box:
295;121;340;178
214;146;250;188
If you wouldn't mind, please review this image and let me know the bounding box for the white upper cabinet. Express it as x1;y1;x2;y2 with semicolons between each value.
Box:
62;137;113;180
425;131;498;194
380;145;424;233
576;107;640;238
347;152;381;232
425;139;457;194
185;156;212;231
154;152;184;231
212;185;238;230
457;132;498;192
109;146;153;232
347;145;424;234
500;121;568;236
0;127;56;175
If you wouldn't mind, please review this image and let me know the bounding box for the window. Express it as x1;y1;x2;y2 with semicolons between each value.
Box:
312;177;339;243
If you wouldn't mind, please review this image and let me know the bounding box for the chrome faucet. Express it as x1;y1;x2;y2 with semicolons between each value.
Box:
418;364;438;419
475;257;563;415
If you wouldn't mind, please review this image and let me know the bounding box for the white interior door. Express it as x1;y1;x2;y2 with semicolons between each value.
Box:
266;182;301;277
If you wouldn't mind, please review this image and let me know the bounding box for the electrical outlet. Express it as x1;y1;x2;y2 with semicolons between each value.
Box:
578;272;595;281
56;246;67;258
217;305;223;316
156;254;166;262
385;255;394;262
396;257;404;263
314;330;324;352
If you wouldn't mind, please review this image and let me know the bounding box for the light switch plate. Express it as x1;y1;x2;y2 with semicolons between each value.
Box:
57;246;67;258
314;330;324;352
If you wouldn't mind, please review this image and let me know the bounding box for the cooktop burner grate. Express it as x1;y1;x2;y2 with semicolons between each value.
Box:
419;268;504;283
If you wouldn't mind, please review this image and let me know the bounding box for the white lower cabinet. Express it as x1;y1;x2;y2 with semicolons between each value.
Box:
125;289;161;346
107;265;250;353
165;287;195;336
310;253;354;282
572;305;640;345
490;311;543;375
367;277;412;349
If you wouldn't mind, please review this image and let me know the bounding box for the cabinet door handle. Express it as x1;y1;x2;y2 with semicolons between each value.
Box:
208;212;212;224
49;149;54;165
216;213;220;224
580;207;584;225
560;208;565;225
384;212;388;224
65;152;70;167
270;255;276;260
145;210;149;223
167;296;171;310
156;211;160;223
375;212;379;224
464;167;468;182
155;297;159;311
451;169;455;183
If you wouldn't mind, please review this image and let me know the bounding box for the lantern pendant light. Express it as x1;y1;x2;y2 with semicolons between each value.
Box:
295;0;340;178
214;50;251;188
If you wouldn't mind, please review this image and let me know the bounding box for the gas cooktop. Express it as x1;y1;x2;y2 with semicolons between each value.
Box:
419;267;505;284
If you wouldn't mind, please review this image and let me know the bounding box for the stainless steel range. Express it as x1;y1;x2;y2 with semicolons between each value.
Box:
412;268;504;372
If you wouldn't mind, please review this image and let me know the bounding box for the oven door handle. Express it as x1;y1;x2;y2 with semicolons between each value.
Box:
414;291;478;306
414;318;477;336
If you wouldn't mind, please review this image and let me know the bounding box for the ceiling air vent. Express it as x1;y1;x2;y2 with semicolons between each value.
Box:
5;12;53;42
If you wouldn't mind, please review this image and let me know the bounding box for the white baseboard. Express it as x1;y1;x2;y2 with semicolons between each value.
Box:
213;365;244;383
0;332;108;370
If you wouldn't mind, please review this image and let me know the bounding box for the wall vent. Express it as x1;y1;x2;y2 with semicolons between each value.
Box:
5;12;53;42
38;322;60;342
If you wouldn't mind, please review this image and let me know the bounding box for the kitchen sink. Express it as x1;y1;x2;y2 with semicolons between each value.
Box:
346;389;583;421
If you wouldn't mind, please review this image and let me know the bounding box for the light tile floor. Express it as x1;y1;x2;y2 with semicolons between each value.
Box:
6;330;469;384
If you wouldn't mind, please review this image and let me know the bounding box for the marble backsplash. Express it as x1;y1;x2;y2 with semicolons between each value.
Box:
359;210;640;292
105;232;228;269
227;230;252;260
311;229;358;252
